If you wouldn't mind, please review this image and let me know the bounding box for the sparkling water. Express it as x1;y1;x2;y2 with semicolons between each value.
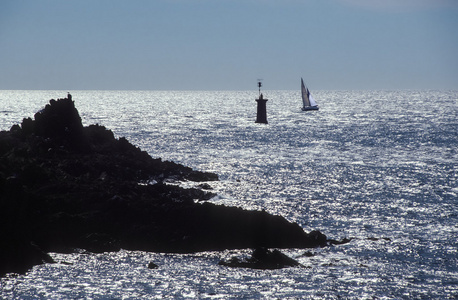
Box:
1;90;457;299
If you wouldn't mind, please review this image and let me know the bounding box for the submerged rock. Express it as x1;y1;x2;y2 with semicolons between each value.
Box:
219;248;302;269
328;237;353;245
147;262;159;269
0;95;326;277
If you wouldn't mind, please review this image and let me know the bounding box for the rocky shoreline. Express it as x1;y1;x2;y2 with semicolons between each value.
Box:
0;95;327;276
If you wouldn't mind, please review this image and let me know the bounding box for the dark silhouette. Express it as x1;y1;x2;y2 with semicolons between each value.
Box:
255;82;268;124
219;247;302;269
255;94;268;124
0;95;326;277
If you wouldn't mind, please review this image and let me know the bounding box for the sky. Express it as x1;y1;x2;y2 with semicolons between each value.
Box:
0;0;457;90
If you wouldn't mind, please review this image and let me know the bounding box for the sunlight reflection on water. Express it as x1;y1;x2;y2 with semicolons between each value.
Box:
0;90;457;298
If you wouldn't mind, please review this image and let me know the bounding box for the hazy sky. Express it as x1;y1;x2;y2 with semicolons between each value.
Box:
1;0;457;90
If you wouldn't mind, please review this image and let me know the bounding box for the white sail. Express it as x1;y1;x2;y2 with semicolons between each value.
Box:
308;92;317;107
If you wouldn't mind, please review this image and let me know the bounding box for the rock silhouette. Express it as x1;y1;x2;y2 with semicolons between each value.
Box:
0;95;326;277
219;248;302;269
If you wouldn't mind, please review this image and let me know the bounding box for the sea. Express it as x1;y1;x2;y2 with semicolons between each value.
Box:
0;90;457;299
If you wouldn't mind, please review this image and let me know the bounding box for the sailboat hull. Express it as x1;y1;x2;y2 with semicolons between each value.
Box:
301;106;319;111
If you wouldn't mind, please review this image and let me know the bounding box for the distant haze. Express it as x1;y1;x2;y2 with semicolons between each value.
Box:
1;0;457;90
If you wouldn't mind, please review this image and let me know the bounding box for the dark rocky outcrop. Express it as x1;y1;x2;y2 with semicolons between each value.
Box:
218;248;302;269
0;95;326;277
147;261;159;269
0;236;55;276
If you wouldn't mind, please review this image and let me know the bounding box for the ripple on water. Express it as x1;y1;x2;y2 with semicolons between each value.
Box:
0;90;457;299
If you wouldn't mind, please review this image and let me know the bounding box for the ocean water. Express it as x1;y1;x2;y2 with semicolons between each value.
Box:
0;90;457;299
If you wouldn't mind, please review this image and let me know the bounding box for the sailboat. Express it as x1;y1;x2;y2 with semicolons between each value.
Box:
301;78;319;111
